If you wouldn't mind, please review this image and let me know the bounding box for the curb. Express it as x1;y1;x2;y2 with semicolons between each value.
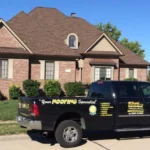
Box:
0;134;29;141
0;133;41;141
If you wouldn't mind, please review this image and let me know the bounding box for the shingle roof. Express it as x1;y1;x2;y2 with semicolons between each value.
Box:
111;39;150;65
90;59;116;65
0;47;30;54
7;7;150;66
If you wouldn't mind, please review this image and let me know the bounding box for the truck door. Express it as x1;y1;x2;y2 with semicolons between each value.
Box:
140;82;150;126
88;81;116;129
117;82;145;128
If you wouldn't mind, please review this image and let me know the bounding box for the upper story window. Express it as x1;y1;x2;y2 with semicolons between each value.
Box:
67;33;78;49
69;35;76;48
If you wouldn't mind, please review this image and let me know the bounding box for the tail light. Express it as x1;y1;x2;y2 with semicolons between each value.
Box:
31;102;39;117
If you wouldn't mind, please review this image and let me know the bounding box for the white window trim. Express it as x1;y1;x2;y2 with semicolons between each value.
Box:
92;66;114;82
126;68;137;78
67;33;78;49
8;59;13;79
40;60;59;80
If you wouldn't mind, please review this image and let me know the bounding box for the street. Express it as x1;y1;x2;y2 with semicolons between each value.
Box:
0;131;150;150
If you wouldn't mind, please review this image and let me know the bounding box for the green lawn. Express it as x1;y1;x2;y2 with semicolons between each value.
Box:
0;100;18;121
0;123;27;135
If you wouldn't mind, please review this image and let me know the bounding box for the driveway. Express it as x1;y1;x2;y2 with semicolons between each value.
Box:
0;131;150;150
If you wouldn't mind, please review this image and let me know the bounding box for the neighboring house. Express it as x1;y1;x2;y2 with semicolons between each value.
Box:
0;7;149;97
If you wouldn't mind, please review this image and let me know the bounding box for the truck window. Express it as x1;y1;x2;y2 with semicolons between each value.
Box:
141;83;150;98
119;82;141;98
88;82;111;98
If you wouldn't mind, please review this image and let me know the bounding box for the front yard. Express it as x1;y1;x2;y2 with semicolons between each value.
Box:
0;123;27;135
0;100;27;135
0;100;18;121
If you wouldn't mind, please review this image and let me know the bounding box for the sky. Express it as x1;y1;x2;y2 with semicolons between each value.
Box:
0;0;150;61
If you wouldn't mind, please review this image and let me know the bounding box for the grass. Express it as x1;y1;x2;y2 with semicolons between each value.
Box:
0;123;27;135
0;100;18;121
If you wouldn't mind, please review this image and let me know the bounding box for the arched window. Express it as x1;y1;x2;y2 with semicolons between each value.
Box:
69;35;76;48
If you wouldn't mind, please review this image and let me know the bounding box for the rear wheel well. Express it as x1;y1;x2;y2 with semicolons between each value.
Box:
54;112;85;131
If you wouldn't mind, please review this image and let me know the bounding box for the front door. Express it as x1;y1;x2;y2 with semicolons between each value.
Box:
116;82;145;128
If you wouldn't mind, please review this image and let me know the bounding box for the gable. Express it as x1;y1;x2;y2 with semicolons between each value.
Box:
92;37;117;52
0;23;23;48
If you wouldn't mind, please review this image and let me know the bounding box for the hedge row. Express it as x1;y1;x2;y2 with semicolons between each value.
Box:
0;80;85;100
0;77;138;100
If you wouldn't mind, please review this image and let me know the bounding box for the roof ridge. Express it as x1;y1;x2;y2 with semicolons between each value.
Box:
7;11;26;23
28;7;67;17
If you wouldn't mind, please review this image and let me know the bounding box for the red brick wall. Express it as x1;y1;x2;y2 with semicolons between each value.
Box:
0;25;23;48
59;61;76;85
119;67;147;81
82;58;92;84
112;59;119;80
0;59;29;98
80;58;119;84
30;60;76;88
119;68;126;80
30;60;40;80
137;68;147;81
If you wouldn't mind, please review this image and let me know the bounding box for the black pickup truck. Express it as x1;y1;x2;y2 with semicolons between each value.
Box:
17;81;150;147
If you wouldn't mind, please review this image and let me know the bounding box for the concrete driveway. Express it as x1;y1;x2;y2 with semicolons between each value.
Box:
0;131;150;150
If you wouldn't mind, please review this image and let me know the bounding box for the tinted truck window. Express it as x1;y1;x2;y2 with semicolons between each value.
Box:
141;83;150;98
119;82;140;98
88;82;111;98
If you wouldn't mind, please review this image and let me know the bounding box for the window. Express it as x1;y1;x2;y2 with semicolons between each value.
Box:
119;82;140;98
129;68;134;78
88;82;112;98
69;35;76;48
141;83;150;98
0;60;8;78
94;67;112;81
45;61;54;80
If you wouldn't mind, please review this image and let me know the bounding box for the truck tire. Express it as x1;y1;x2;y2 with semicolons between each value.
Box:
55;120;82;148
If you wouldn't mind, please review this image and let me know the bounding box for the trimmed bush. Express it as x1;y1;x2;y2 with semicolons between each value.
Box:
124;77;138;81
64;82;85;97
23;80;40;97
44;80;61;96
9;84;21;100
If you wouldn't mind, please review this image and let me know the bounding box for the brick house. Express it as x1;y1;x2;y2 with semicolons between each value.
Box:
0;7;149;97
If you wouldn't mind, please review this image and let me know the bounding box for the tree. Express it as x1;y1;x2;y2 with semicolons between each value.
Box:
120;38;145;58
96;22;145;58
95;22;121;41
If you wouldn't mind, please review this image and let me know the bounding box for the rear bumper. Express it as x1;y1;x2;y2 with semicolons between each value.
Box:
17;116;42;130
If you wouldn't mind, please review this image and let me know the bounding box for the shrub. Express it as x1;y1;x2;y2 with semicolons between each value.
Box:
64;82;85;97
9;84;21;100
44;80;61;96
124;77;138;81
0;91;3;100
23;80;40;97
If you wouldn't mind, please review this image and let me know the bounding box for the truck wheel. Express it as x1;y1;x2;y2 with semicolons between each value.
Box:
55;120;82;148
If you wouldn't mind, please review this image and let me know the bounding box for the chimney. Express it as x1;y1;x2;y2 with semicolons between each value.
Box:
70;13;76;17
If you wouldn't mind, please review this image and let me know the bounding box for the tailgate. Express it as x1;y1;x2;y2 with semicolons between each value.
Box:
18;97;38;119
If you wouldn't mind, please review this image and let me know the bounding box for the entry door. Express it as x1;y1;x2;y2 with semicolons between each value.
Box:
117;82;145;128
140;82;150;126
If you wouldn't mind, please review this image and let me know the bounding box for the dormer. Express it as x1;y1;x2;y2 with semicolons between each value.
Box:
66;33;78;49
